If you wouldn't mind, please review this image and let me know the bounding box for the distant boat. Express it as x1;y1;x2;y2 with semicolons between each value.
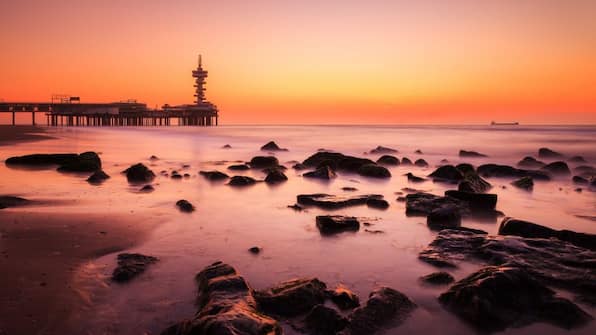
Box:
491;121;519;126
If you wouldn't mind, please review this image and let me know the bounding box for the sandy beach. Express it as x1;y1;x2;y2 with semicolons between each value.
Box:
0;125;54;146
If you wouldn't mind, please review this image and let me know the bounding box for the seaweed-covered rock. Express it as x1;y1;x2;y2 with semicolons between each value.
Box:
303;166;336;179
439;266;592;331
420;272;454;285
297;193;383;209
357;164;391;178
477;164;550;180
538;147;563;158
255;278;327;316
112;253;158;282
249;156;279;168
405;172;426;183
161;262;281;335
316;215;360;234
228;164;250;171
517;156;545;168
541;161;571;175
87;170;110;184
261;141;288;151
304;305;348;335
0;196;30;209
228;176;258;187
414;159;428;167
328;286;360;310
427;207;461;229
344;287;416;335
176;199;195;213
370;146;397;154
498;217;596;251
124;163;156;183
264;170;288;184
428;165;464;183
511;176;534;190
459;150;487;157
376;155;399;165
199;170;229;181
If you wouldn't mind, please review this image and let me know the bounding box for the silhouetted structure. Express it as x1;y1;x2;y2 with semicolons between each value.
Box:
0;55;219;126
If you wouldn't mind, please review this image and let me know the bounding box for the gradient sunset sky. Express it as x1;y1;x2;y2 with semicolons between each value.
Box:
1;0;595;124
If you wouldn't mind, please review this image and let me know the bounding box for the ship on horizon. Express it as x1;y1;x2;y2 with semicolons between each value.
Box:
491;121;519;126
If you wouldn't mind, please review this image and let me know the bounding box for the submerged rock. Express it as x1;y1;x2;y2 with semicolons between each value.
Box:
0;195;30;209
420;272;455;285
199;170;229;181
124;163;156;183
511;176;534;190
264;170;288;184
439;266;592;331
370;146;397;154
292;163;308;170
376;155;399;165
161;262;281;335
498;217;596;251
538;147;563;158
366;198;389;209
305;304;348;335
221;144;232;149
228;164;250;171
427;207;461;230
255;278;327;316
477;164;550;180
414;159;429;167
342;187;358;192
228;176;258;187
428;165;464;183
568;155;587;163
112;253;158;282
344;287;416;335
517;156;545;168
176;199;195;213
6;152;102;172
573;175;589;184
405;172;426;183
328;286;360;310
297;193;383;209
357;164;391;178
139;184;154;192
459;150;487;157
316;215;360;234
248;246;261;254
303;166;337;179
541;161;571;175
401;157;413;165
250;156;279;168
86;170;110;184
261;141;288;151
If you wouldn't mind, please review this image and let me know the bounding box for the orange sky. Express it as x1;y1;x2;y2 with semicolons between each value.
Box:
1;0;595;124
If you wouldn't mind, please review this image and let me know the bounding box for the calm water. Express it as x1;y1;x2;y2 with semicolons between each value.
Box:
1;125;595;335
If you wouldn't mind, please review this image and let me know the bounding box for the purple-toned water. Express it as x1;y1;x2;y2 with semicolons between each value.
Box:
1;125;594;334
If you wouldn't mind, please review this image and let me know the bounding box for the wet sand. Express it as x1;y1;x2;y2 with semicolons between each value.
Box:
0;210;160;335
0;125;54;146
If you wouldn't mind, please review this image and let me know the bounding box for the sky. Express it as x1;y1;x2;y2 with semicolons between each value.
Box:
1;0;595;124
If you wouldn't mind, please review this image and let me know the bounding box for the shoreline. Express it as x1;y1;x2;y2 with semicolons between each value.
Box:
0;125;54;146
0;210;162;335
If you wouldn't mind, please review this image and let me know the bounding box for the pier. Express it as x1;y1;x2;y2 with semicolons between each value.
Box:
0;55;219;127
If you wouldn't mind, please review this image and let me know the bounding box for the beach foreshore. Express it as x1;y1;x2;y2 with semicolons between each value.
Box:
0;125;54;146
0;210;160;335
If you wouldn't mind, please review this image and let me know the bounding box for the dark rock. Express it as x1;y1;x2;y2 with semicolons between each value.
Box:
539;147;563;158
316;159;338;171
297;193;383;209
458;172;491;193
342;187;358;192
124;163;156;183
176;199;195;212
161;262;281;335
292;163;308;170
0;196;30;209
366;198;389;209
255;278;327;316
183;173;190;178
304;305;348;335
459;150;487;157
303;166;336;179
376;155;399;165
112;253;158;282
370;146;397;154
140;185;154;192
414;158;428;167
248;246;261;254
249;156;279;168
228;164;250;171
440;159;449;164
357;164;391;178
86;170;110;184
429;165;464;182
303;152;374;173
405;193;466;216
149;155;159;160
511;176;534;190
56;152;102;172
427;207;461;230
420;272;454;285
264;170;288;184
344;287;416;335
415;149;423;154
541;161;571;175
401;157;412;165
199;170;229;181
316;215;360;234
439;266;592;331
568;155;587;163
221;144;232;149
328;286;360;310
6;153;82;170
444;190;497;211
261;141;287;151
499;217;596;251
517;156;545;168
228;176;257;187
573;175;589;184
455;163;475;174
477;164;551;180
287;204;304;211
405;172;426;183
171;172;183;180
